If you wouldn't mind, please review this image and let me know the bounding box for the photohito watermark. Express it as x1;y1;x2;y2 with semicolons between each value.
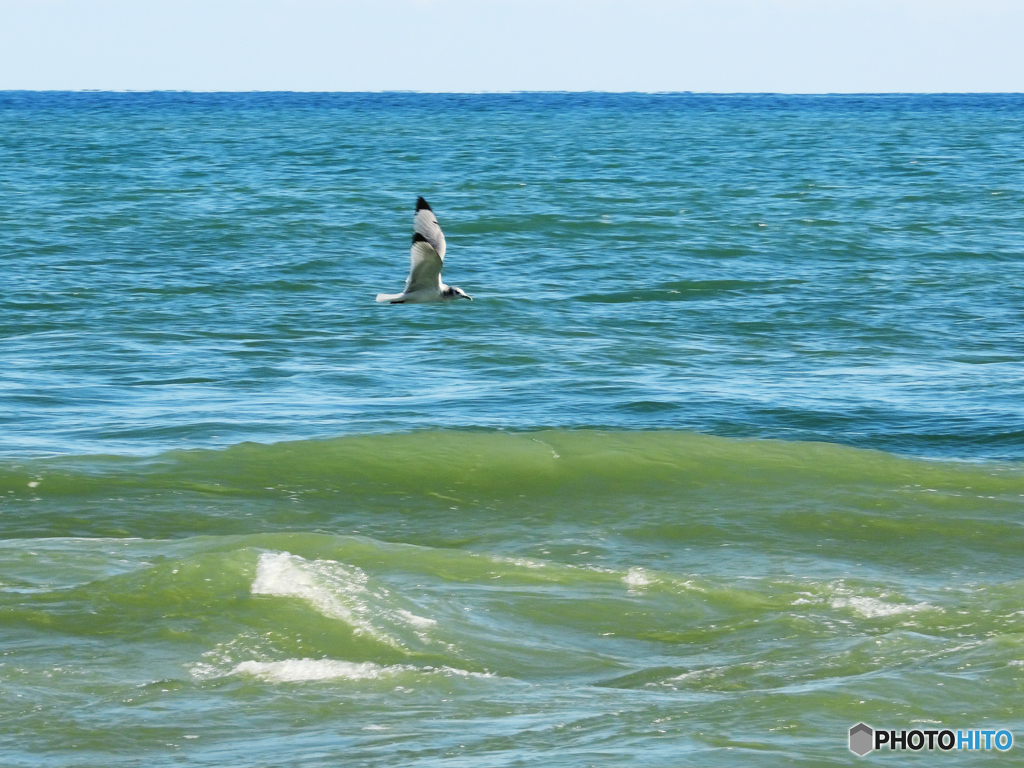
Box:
849;723;1013;756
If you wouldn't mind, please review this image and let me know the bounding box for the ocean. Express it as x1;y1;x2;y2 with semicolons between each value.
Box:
1;92;1022;766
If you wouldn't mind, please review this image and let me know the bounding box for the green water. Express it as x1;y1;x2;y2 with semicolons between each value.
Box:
2;431;1023;765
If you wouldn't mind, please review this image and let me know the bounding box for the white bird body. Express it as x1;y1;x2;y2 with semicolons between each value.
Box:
376;197;472;304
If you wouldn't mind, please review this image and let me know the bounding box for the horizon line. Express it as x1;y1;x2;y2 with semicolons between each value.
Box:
2;89;1022;96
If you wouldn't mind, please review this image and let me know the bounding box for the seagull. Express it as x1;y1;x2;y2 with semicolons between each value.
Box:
375;197;472;304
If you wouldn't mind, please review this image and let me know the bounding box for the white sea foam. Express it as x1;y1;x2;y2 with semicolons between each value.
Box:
396;608;437;628
624;567;653;589
788;583;937;619
829;595;930;618
220;658;495;684
488;555;548;570
251;551;435;647
252;551;370;628
231;658;400;682
622;568;712;597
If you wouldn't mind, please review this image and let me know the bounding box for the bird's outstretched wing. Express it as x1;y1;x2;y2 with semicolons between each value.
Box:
403;197;446;293
404;235;443;293
413;196;446;260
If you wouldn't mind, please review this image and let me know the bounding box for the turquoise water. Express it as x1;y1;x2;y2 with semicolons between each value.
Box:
1;93;1023;765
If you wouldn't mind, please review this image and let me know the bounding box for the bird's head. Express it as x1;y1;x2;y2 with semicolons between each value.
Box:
448;286;473;301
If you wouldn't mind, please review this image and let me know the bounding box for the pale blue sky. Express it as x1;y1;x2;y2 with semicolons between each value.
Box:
1;0;1021;92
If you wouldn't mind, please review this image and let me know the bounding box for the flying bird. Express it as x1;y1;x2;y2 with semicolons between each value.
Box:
375;197;472;304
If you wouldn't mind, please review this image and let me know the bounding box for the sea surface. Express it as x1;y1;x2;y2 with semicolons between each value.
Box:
1;92;1023;766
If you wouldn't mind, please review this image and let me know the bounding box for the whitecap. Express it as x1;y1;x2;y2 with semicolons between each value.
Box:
231;658;400;682
829;595;932;619
624;567;653;589
250;551;435;647
214;658;496;684
252;551;374;632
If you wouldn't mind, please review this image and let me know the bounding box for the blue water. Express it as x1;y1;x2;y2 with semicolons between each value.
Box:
3;92;1023;459
1;93;1023;766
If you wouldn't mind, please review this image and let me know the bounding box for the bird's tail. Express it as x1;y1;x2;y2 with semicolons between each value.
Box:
375;292;405;303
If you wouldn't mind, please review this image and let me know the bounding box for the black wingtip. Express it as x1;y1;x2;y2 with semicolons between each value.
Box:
416;196;432;212
412;232;428;244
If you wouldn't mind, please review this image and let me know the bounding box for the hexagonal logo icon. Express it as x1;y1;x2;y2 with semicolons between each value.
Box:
849;723;874;756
